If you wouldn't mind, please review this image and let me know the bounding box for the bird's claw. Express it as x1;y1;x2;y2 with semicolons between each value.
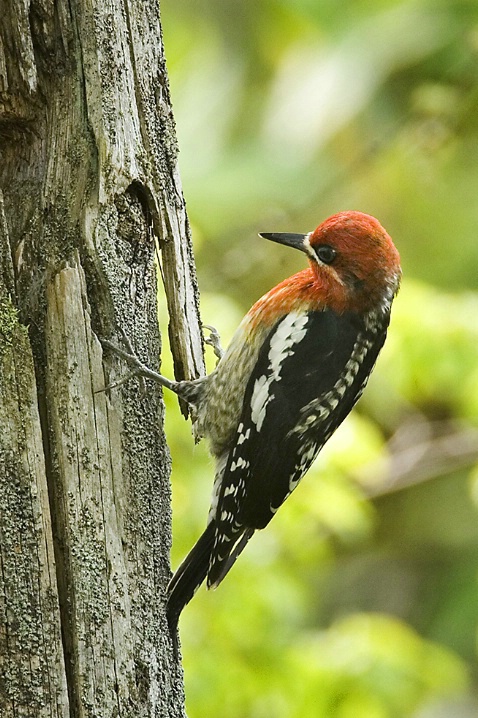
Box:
203;324;224;362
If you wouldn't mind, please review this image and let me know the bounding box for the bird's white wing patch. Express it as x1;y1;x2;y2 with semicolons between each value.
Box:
250;375;272;432
250;312;309;431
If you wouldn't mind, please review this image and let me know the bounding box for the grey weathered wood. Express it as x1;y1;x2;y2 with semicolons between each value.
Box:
0;216;69;717
0;0;203;715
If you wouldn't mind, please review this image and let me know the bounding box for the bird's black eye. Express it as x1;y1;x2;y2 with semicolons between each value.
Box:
315;244;337;264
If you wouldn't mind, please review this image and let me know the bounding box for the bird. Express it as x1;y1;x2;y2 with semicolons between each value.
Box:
102;210;401;650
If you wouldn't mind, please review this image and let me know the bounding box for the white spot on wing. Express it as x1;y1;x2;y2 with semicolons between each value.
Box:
237;428;251;445
251;375;274;432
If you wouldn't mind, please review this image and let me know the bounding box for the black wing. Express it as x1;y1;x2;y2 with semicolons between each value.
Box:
208;308;388;586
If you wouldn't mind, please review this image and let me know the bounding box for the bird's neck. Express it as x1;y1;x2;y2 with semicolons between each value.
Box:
244;267;395;336
245;268;344;330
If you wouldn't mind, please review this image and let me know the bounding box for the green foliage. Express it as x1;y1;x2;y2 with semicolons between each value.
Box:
159;0;478;714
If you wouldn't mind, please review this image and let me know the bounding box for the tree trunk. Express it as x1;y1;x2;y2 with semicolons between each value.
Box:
0;1;204;716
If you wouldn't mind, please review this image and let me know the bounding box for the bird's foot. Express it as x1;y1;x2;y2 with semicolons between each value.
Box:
98;330;178;393
203;324;224;362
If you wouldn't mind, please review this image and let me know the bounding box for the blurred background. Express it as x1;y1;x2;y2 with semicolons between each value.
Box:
159;1;478;716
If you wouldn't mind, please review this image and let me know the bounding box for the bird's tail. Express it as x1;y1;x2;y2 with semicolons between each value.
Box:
166;522;255;654
166;522;215;653
207;526;254;589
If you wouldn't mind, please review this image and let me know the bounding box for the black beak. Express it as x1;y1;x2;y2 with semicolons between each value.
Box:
259;232;308;253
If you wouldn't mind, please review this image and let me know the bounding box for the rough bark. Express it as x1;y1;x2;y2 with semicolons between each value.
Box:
0;1;204;716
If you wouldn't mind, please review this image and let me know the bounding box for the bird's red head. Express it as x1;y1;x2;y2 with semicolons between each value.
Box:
261;211;401;314
307;211;401;311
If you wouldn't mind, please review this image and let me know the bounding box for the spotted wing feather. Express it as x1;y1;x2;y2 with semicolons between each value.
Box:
208;308;388;587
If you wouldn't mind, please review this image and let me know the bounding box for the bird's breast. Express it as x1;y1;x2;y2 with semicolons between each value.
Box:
195;321;271;457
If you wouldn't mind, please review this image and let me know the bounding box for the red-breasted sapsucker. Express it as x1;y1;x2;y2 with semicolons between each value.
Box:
103;210;401;646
